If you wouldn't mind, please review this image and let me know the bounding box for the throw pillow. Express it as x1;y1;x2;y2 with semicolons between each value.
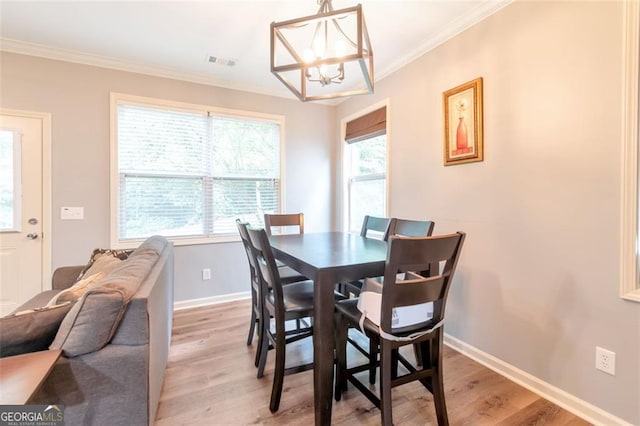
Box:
0;302;74;358
50;283;133;357
82;255;124;279
76;248;133;281
46;272;105;306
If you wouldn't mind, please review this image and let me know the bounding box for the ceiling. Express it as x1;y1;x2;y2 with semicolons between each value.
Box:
0;0;510;102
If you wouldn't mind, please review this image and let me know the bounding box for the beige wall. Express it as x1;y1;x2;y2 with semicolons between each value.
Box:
336;0;639;423
0;51;335;303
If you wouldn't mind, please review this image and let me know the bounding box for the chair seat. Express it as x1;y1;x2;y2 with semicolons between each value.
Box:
269;280;314;314
279;265;308;284
268;280;346;316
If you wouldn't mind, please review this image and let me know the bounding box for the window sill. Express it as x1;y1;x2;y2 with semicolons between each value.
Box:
112;235;241;249
622;288;640;303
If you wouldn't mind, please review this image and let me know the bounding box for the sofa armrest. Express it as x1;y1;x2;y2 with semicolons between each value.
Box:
52;266;83;290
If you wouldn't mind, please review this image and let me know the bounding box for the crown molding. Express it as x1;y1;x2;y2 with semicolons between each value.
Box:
375;0;513;82
0;37;296;101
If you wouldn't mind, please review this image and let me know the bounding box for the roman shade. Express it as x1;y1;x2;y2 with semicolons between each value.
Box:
345;107;387;143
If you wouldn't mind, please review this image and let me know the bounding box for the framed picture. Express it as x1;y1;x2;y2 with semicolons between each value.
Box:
443;77;483;166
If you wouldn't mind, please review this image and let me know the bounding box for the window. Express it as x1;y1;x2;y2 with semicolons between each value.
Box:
343;105;388;233
111;94;283;245
0;128;21;232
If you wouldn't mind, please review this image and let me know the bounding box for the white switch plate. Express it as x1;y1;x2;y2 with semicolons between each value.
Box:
61;207;84;220
202;268;212;280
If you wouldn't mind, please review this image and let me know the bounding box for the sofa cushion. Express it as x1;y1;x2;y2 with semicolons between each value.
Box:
77;248;133;281
47;272;106;306
0;302;74;357
50;285;131;357
50;249;160;357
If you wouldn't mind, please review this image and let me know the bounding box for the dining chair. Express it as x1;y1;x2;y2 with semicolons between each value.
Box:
334;232;466;426
264;213;304;236
236;219;306;370
247;226;345;412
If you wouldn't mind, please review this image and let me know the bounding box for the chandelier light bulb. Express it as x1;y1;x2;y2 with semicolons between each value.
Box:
304;48;315;63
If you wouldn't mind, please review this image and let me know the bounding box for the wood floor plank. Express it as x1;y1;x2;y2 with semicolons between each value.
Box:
155;300;591;425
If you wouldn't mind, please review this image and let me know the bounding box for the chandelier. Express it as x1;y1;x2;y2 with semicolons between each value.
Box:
270;0;374;102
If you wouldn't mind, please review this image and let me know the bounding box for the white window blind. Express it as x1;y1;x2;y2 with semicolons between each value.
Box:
115;101;281;243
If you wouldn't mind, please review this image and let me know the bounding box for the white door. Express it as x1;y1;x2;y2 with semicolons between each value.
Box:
0;114;44;316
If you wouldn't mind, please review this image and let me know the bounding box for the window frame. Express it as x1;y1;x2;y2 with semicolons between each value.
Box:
110;93;285;248
340;100;391;233
620;0;640;302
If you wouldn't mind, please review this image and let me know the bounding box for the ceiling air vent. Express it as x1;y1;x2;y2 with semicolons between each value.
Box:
208;56;236;67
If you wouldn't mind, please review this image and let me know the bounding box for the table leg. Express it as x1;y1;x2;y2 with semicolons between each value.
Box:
313;269;334;426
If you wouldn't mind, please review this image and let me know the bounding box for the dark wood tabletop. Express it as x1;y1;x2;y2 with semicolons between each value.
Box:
0;349;62;404
269;232;387;425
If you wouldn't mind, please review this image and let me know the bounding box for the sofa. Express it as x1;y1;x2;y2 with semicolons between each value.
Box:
0;236;174;426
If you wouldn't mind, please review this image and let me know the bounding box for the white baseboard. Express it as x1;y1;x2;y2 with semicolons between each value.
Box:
444;334;631;426
173;292;250;311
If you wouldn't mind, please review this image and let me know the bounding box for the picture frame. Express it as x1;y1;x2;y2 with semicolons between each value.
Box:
443;77;483;166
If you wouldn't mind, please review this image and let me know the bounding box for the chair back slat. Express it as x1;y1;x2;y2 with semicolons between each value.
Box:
380;232;465;333
388;219;434;238
264;213;304;236
392;275;445;307
360;215;394;241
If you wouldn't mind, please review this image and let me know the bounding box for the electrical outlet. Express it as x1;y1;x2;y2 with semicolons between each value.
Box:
595;346;615;375
202;268;211;280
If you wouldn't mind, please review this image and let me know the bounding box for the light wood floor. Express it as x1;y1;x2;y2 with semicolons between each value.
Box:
155;300;590;425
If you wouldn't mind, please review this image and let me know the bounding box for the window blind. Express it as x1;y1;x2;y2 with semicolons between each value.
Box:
116;103;281;241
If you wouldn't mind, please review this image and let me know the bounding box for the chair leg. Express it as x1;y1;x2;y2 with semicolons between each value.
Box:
334;312;348;401
253;320;261;367
247;308;256;345
379;342;394;426
431;337;449;426
368;336;378;384
391;348;399;380
413;342;422;366
269;321;287;412
256;316;269;378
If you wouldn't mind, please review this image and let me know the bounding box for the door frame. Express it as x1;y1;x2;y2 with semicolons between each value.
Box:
1;108;52;290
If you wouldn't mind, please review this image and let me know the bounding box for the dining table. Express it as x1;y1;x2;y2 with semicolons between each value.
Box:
268;231;388;426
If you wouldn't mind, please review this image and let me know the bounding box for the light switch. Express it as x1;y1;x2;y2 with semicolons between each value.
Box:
61;207;84;220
